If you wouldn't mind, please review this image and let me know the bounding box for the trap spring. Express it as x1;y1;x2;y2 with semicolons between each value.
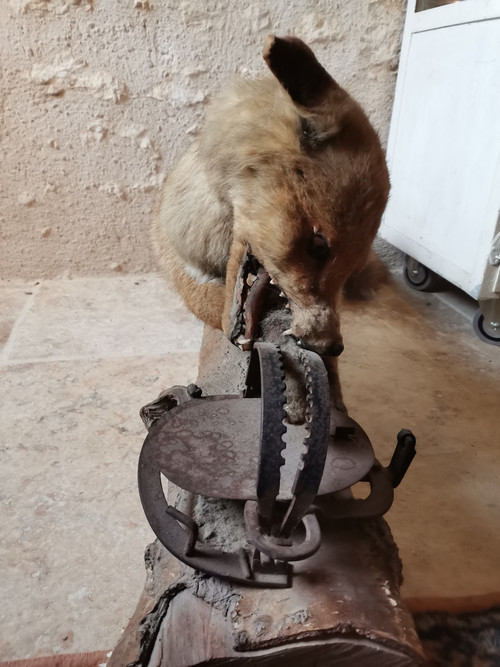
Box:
138;342;416;588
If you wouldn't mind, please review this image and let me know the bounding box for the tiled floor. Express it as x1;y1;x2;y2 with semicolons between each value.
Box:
0;273;499;660
0;276;203;661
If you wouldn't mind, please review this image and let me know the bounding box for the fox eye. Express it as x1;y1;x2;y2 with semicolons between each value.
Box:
307;232;330;263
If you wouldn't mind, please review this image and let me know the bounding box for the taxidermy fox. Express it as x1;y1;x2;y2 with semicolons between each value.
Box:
153;35;390;416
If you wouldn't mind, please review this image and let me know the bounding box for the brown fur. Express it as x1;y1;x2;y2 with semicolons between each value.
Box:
153;36;390;409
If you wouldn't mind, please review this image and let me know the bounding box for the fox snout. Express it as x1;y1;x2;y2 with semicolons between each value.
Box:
286;302;344;357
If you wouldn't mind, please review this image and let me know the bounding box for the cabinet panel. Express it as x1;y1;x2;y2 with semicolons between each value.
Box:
381;12;500;296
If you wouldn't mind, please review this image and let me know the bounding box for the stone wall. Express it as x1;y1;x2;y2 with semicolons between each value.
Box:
0;0;405;279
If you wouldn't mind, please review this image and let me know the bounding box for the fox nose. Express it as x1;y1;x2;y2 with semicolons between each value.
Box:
295;337;344;357
325;342;344;357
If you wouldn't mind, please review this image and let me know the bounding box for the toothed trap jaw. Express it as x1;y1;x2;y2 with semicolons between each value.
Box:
228;250;344;357
228;251;289;352
138;342;417;588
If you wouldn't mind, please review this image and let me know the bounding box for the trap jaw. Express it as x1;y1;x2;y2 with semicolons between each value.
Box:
138;342;416;589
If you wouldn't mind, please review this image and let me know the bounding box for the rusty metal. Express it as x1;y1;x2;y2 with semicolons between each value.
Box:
141;402;375;501
138;444;289;587
245;343;287;525
280;349;330;537
227;250;265;349
139;385;194;430
244;501;322;561
316;463;395;519
138;339;417;588
389;429;417;488
242;267;271;344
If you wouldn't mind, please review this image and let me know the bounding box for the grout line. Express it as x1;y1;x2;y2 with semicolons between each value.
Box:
0;282;43;368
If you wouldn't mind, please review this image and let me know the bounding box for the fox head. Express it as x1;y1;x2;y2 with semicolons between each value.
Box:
211;36;390;356
156;35;390;358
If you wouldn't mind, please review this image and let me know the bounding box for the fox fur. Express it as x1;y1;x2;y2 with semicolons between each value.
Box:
153;35;390;413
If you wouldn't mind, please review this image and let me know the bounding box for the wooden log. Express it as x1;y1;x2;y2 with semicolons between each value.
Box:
1;652;109;667
109;328;425;666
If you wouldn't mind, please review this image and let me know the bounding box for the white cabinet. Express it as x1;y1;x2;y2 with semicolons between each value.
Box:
380;0;500;343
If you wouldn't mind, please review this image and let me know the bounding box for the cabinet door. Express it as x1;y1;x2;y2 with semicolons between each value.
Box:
381;3;500;297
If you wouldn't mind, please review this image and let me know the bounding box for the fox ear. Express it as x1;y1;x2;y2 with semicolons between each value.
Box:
263;35;339;110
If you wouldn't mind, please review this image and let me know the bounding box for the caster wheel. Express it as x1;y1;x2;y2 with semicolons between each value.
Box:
473;309;500;346
403;255;443;292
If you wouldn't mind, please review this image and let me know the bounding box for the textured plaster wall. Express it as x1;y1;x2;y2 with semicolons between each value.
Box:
0;0;405;279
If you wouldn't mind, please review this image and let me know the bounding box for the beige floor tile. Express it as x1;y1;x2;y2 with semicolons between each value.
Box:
390;448;500;599
5;275;203;363
339;283;500;599
0;353;199;660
